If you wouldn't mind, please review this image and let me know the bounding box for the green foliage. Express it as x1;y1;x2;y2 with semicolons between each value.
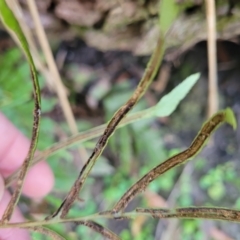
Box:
181;220;203;240
0;49;32;131
225;107;237;130
119;229;132;240
0;48;56;144
31;231;47;240
178;174;193;206
0;0;40;102
200;163;236;201
0;49;31;108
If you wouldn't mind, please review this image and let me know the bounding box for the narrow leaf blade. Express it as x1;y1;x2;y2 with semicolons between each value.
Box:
154;73;200;117
225;107;237;130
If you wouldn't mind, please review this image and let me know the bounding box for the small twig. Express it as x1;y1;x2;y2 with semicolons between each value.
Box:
136;207;240;222
205;0;218;116
46;37;164;220
2;205;240;230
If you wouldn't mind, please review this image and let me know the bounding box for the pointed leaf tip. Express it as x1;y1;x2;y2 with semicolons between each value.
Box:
154;72;200;117
224;108;237;130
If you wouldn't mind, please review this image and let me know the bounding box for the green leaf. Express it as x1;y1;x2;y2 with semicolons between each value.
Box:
0;1;40;101
225;107;237;130
154;73;200;117
0;49;31;109
159;0;180;35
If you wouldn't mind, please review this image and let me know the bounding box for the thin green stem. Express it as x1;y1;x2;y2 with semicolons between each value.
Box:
1;206;240;230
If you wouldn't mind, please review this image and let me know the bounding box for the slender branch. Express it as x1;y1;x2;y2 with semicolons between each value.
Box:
1;205;240;230
136;207;240;222
45;37;164;220
0;0;41;222
112;108;236;213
